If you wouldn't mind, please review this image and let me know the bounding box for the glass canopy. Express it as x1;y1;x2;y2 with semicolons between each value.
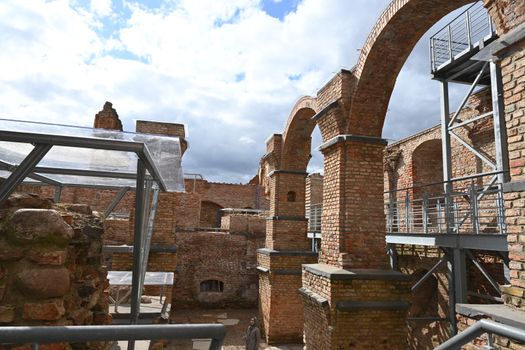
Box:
0;118;184;192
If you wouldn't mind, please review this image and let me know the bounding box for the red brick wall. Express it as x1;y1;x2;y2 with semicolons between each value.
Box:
172;231;264;308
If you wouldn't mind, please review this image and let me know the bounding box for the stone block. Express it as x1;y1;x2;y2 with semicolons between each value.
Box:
16;267;70;298
23;300;65;321
7;209;73;245
27;249;67;265
0;239;25;261
0;305;15;323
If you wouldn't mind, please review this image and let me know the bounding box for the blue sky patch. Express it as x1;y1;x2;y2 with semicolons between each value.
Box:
261;0;300;21
235;72;246;82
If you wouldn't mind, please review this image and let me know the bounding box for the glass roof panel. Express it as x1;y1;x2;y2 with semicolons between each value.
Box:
0;119;184;192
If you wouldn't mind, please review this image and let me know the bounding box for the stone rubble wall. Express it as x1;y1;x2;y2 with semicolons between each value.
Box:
0;193;110;349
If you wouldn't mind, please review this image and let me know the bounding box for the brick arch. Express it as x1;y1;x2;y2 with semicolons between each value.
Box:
281;96;319;171
347;0;473;136
411;138;443;194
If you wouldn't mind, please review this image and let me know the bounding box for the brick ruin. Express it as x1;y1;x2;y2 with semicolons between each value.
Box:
0;0;523;349
13;102;269;311
0;193;111;349
255;1;525;348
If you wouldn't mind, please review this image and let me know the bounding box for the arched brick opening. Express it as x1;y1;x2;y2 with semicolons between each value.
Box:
281;96;318;171
199;200;223;228
412;139;443;196
301;2;506;349
258;96;320;344
348;0;473;137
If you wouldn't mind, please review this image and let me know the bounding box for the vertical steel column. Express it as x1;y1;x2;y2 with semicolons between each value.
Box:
453;248;468;303
440;81;455;233
53;186;62;203
445;248;458;335
490;61;509;184
139;182;160;298
130;160;146;326
422;192;429;234
470;182;480;234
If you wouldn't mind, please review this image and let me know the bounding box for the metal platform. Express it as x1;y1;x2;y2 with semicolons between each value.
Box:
386;233;508;251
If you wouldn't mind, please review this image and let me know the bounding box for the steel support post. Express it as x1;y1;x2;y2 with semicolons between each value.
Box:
0;144;52;204
440;81;454;233
453;248;468;303
130;160;146;326
445;248;458;335
54;186;62;203
490;61;510;184
387;243;398;270
139;183;160;300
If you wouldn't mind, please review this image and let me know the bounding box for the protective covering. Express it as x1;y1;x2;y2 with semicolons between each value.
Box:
108;271;174;286
0;118;184;192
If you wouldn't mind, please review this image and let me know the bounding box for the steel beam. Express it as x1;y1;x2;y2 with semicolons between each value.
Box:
0;144;52;204
466;250;501;295
448;62;489;126
453;248;468;304
104;186;130;218
490;61;510;184
440;81;454;233
130;160;146;326
385;234;508;251
445;249;458;335
412;256;447;292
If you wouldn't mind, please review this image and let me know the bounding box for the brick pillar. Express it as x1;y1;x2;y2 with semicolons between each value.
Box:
495;27;525;308
301;136;410;350
258;170;317;344
93;101;123;131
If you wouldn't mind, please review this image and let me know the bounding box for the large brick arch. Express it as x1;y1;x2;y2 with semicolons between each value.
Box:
348;0;473;136
281;96;319;170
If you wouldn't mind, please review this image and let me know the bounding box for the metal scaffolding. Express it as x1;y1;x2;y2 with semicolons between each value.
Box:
387;1;510;336
0;119;185;349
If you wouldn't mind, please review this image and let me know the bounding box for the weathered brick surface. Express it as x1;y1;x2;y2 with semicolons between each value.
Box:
319;140;389;269
0;192;111;333
301;267;411;350
93;101;123;131
173;230;264;308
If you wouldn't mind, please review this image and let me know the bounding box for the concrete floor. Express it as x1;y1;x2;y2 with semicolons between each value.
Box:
111;296;303;349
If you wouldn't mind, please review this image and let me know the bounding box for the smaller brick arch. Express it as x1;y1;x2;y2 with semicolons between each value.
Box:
281;96;319;171
411;138;443;195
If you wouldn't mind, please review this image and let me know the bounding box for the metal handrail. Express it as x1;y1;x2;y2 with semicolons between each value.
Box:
385;175;507;235
430;1;496;71
0;324;226;350
434;319;525;349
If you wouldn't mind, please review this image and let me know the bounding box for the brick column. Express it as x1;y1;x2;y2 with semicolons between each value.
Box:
495;28;525;309
257;170;317;344
301;136;411;349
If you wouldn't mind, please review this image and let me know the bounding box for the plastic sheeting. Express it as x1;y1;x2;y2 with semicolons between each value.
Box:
108;271;174;286
0;119;184;192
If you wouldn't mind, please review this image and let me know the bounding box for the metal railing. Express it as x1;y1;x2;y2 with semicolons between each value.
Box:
385;176;506;235
307;203;322;233
0;324;225;350
434;319;525;349
430;1;496;72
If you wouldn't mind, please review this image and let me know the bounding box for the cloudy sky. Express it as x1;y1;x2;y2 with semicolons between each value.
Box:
0;0;471;183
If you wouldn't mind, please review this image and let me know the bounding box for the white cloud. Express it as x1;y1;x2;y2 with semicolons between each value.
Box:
90;0;112;17
0;0;465;183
